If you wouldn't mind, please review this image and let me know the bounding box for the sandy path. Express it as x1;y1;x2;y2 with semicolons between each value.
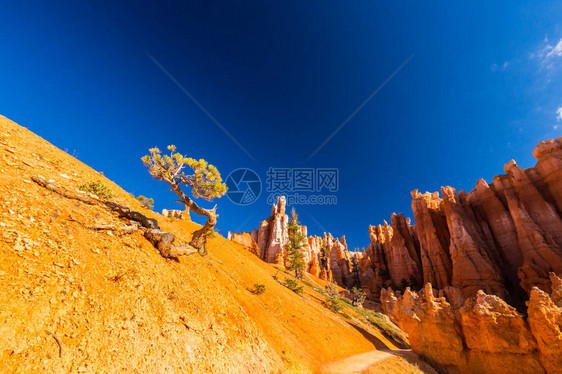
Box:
319;350;394;373
318;349;438;374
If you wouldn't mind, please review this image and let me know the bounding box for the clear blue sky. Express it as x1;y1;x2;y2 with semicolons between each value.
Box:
2;1;561;249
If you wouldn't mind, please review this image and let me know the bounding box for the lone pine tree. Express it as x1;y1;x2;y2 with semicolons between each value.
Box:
285;208;306;278
141;145;227;253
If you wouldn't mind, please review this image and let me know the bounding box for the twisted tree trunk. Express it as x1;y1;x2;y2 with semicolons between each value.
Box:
168;180;216;254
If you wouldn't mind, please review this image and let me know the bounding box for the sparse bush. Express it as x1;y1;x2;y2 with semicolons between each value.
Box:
108;268;139;282
325;282;345;312
329;297;346;312
285;278;304;294
79;180;114;199
249;283;266;295
136;195;154;210
325;282;339;298
351;286;367;307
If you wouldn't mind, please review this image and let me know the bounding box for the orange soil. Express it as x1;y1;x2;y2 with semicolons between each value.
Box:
0;115;422;373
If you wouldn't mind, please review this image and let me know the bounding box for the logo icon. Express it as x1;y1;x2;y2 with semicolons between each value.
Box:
225;168;261;205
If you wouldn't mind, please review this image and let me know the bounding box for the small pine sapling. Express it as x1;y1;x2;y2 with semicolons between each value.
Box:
136;195;154;210
285;208;306;278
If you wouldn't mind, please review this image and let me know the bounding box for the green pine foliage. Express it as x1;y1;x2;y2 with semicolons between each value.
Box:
319;246;330;271
285;208;306;278
136;195;154;210
249;284;266;295
79;180;114;199
284;278;304;294
141;145;227;201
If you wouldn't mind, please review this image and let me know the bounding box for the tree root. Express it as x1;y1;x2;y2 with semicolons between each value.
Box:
31;176;203;258
87;221;141;237
144;229;201;257
32;176;96;205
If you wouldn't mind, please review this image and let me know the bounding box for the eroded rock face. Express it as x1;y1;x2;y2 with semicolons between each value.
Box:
381;278;562;374
228;231;260;256
263;197;289;264
381;284;465;370
233;136;562;313
526;273;562;374
459;291;543;373
162;209;183;220
411;191;452;290
534;138;562;215
442;186;506;299
232;196;349;285
386;213;422;287
364;136;562;306
329;235;352;286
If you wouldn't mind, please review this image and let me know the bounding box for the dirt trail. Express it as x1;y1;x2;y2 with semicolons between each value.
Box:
319;349;438;374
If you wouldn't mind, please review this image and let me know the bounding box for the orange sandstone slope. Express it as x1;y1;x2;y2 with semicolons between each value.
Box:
0;115;402;373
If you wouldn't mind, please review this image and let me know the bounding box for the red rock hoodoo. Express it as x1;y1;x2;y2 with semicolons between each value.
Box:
229;196;356;286
230;137;562;373
361;137;562;305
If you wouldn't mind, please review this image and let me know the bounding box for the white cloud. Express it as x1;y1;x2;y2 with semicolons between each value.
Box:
491;61;509;72
557;107;562;121
536;37;562;70
546;39;562;59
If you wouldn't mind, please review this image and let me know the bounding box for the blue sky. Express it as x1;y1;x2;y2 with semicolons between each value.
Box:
2;1;561;249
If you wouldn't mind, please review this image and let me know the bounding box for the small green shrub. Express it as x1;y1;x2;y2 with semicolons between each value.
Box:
328;297;346;312
351;286;367;307
79;180;114;199
249;283;266;295
136;195;154;210
325;282;345;312
285;278;304;294
325;282;339;298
